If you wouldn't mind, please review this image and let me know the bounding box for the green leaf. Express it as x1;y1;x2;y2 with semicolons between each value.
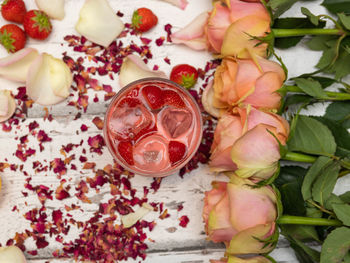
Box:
324;193;345;210
322;0;350;14
301;7;319;26
302;156;332;201
282;225;320;242
313;117;350;158
273;17;325;49
306;35;336;51
339;13;350;30
306;206;323;218
312;161;341;206
294;78;328;99
332;203;350;226
325;101;350;128
275;166;307;215
340;191;350;203
320;227;350;263
281;94;313;112
280;228;321;263
316;43;337;69
287;115;337;156
268;0;297;18
310;76;336;89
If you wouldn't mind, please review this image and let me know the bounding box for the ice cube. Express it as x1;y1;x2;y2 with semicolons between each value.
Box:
109;104;154;140
133;134;169;171
160;107;193;138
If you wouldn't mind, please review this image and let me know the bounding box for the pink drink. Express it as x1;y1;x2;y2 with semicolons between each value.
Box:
104;78;203;177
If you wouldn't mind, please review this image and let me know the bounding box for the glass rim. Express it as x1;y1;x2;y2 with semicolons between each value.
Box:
103;77;204;177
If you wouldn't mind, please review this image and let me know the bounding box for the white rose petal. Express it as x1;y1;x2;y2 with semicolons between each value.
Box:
75;0;125;47
26;53;72;106
0;246;27;263
0;90;16;123
35;0;65;20
119;54;167;88
0;48;39;83
121;203;154;228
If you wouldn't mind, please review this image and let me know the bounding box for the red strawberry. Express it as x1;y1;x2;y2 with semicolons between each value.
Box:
170;64;198;89
163;89;185;108
118;141;134;165
142;85;164;109
1;0;26;24
117;97;141;108
0;24;26;53
168;141;187;165
23;10;52;40
132;8;158;33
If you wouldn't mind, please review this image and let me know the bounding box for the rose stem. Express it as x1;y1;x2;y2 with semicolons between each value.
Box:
277;215;342;226
283;152;317;163
272;28;343;38
284;85;350;101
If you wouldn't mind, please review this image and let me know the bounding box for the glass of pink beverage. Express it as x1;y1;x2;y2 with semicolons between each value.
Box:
104;78;203;177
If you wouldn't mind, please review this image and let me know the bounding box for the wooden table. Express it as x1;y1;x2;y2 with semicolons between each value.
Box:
0;0;345;262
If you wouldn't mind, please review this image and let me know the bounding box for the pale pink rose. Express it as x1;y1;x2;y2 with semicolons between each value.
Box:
171;0;271;57
158;0;188;9
207;56;285;112
210;106;289;181
203;176;277;254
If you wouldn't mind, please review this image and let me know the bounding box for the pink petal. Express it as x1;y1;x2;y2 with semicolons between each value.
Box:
119;54;167;88
203;181;227;225
227;223;276;254
170;12;209;50
229;0;271;23
227;181;277;232
231;124;281;180
0;48;39;83
158;0;188;9
0;90;16;123
202;80;221;118
207;2;231;52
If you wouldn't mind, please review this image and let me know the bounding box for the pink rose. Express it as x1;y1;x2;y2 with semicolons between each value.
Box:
171;0;271;58
210;106;289;181
203;175;278;254
204;56;285;115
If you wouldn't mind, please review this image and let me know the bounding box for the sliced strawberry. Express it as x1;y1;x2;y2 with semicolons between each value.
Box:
117;97;141;108
168;141;187;165
133;124;157;142
118;141;134;165
163;90;185;108
142;85;164;109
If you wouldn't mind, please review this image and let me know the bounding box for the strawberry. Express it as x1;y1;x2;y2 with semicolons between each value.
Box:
0;24;26;53
142;85;164;109
1;0;26;24
23;10;52;40
132;8;158;33
163;89;185;108
118;141;134;165
170;64;198;89
168;141;187;165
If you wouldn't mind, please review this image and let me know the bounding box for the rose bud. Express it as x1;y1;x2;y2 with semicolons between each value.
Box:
210;106;289;181
204;56;285;113
171;0;270;58
203;175;278;255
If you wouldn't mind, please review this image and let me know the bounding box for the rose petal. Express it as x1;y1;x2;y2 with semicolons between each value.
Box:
227;223;276;255
0;246;27;263
221;15;270;59
75;0;125;47
201;80;221;118
230;124;281;180
119;54;167;88
170;12;209;50
0;90;16;123
26;53;72;106
0;48;39;83
35;0;65;20
121;203;153;228
227;178;277;232
158;0;188;9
